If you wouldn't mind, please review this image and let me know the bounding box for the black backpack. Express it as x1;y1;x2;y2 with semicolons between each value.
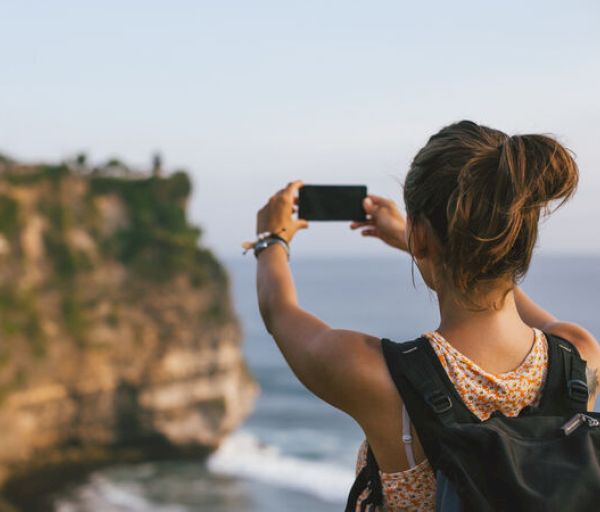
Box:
345;331;600;512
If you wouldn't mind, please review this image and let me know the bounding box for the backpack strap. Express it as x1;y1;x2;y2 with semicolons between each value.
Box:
558;337;589;410
345;463;369;512
345;443;383;512
380;336;478;470
344;336;469;511
535;332;589;415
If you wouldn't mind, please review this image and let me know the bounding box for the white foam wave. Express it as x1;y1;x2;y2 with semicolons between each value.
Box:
55;473;188;512
207;430;355;503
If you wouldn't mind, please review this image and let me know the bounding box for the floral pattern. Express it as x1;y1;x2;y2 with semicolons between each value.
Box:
354;327;548;511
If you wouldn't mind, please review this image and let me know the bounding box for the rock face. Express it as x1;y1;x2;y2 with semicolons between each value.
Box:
0;158;258;507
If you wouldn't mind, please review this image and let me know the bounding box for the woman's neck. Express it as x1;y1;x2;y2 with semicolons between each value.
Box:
435;285;534;357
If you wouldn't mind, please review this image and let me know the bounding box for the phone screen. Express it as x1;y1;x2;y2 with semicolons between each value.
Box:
298;185;367;221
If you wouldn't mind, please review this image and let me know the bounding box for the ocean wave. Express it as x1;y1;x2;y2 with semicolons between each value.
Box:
54;473;189;512
206;430;355;503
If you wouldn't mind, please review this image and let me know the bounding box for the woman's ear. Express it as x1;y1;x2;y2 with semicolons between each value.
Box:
408;217;429;260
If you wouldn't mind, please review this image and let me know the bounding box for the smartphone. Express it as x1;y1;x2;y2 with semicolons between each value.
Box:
298;185;367;221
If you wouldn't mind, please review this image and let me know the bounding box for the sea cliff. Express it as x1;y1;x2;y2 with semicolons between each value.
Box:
0;155;258;510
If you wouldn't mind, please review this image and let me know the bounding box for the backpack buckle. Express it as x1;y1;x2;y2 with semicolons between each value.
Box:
425;390;453;414
567;379;589;403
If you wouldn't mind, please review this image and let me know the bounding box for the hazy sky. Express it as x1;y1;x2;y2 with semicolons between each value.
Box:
1;1;599;260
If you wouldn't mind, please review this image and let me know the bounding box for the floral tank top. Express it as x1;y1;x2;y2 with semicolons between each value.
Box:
354;327;549;512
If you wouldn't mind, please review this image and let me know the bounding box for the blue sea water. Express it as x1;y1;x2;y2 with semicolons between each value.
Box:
54;254;600;511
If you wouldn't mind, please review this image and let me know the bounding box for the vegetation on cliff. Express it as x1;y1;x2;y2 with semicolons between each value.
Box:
0;157;228;366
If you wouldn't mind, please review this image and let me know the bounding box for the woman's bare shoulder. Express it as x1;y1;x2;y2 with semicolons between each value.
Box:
302;329;401;419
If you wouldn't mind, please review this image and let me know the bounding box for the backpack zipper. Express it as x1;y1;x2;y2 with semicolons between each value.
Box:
561;413;600;436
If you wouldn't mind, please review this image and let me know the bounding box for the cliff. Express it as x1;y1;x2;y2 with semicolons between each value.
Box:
0;155;258;509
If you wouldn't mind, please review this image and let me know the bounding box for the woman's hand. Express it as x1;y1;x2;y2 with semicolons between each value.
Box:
350;194;409;252
256;180;309;243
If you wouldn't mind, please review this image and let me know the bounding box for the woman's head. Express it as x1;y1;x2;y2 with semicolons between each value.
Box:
403;120;578;310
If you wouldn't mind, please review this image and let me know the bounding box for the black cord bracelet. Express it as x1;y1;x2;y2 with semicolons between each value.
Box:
241;228;290;259
253;236;290;260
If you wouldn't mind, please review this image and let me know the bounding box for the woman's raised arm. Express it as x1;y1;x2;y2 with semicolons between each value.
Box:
254;182;393;420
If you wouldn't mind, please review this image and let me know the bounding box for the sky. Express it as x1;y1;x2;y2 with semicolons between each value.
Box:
1;1;599;260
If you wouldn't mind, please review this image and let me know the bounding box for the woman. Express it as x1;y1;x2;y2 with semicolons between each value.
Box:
252;120;600;511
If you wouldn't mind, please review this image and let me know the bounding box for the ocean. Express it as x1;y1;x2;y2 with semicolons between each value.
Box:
53;254;600;511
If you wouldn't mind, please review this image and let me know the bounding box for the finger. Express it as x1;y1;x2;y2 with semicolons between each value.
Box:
367;194;396;207
296;219;309;230
361;228;378;237
283;180;304;198
350;220;374;229
362;197;378;214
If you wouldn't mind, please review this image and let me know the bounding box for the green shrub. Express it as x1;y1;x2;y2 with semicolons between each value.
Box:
43;232;78;280
0;195;19;236
5;164;69;185
24;311;45;358
88;172;217;284
62;293;87;347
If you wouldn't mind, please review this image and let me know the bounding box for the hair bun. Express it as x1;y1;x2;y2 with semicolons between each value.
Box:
501;134;578;213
